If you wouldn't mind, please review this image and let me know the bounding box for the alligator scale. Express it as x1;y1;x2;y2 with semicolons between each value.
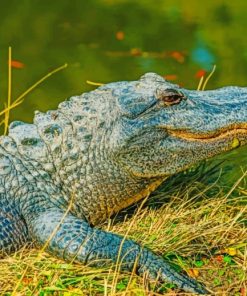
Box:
0;73;246;294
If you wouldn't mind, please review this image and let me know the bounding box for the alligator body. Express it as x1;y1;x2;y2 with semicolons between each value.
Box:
0;73;246;294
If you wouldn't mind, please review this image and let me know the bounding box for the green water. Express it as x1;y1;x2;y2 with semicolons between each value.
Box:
0;0;246;183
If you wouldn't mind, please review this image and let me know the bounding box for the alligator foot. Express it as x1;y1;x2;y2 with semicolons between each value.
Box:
31;209;209;294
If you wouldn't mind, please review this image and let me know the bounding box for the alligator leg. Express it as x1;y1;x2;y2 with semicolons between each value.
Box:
30;209;208;294
0;200;29;255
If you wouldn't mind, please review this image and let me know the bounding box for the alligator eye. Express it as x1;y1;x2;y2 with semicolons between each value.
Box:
156;88;186;106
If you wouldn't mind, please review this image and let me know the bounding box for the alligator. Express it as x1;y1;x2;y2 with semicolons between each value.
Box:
0;72;246;294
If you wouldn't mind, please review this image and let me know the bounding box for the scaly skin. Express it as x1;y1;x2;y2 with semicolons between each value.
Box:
0;73;247;294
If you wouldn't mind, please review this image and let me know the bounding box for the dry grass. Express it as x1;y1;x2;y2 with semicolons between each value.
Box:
0;168;246;295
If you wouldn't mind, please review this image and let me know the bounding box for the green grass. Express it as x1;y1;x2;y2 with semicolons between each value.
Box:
0;51;246;295
0;172;246;295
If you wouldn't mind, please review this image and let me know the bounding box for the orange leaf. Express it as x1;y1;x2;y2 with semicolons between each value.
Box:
164;74;178;81
195;69;207;79
116;31;125;41
169;51;185;63
11;60;25;69
22;277;32;285
187;268;199;278
130;48;142;56
215;255;223;262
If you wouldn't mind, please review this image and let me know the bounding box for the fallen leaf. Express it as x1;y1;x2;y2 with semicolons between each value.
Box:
116;31;125;40
130;48;142;56
164;74;178;81
187;268;199;278
240;287;246;296
215;255;223;263
195;69;207;78
169;51;185;63
22;277;32;285
11;60;25;69
224;247;237;256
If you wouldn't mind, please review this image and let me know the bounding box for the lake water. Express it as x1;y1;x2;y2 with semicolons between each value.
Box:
0;0;246;184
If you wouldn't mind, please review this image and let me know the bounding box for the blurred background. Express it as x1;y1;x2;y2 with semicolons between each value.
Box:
0;0;246;181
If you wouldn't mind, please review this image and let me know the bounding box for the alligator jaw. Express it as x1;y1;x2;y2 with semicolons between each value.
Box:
168;125;247;145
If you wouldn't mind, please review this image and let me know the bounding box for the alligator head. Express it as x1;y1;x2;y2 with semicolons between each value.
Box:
103;72;247;177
